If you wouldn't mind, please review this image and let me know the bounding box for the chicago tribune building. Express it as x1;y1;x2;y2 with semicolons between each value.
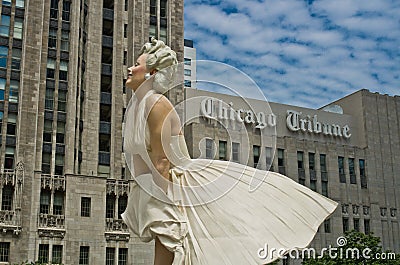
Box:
0;0;398;265
183;88;400;264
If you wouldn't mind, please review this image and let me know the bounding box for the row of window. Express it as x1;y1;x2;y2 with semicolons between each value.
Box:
0;1;24;171
205;140;367;185
149;0;168;43
0;243;127;265
343;217;370;234
38;191;128;220
0;14;24;39
0;100;17;169
42;117;66;175
338;156;366;187
98;5;115;174
50;0;70;21
2;0;25;8
0;45;22;70
42;1;71;175
76;0;89;174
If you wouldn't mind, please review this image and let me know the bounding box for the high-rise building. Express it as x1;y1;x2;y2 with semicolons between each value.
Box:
0;0;183;264
184;87;400;264
183;39;196;89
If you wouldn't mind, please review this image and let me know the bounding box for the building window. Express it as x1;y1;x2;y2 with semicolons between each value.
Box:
38;244;49;264
0;78;5;100
11;48;21;70
56;132;65;144
45;88;54;110
309;152;315;171
13;17;24;39
40;190;51;214
0;46;7;68
160;0;167;18
2;0;11;6
321;181;328;197
184;69;191;76
48;28;57;49
310;179;317;191
150;0;156;17
123;24;127;38
55;154;64;175
342;217;349;233
360;159;367;188
349;158;356;184
59;60;68;81
106;194;115;218
81;197;91;217
320;154;327;172
320;154;328;196
297;151;304;169
50;0;58;19
52;245;63;264
0;242;10;262
16;0;25;8
278;149;285;174
297;151;305;185
42;153;51;174
118;248;128;265
354;218;360;232
53;191;64;215
118;196;128;219
4;147;15;169
253;145;260;168
205;139;214;159
364;219;370;234
6;113;17;135
0;15;10;37
309;153;316;191
106;247;115;265
184;79;191;87
232;142;240;162
79;246;90;265
219;141;227;160
1;185;14;211
62;1;71;21
9;80;19;103
47;58;56;79
58;90;67;112
338;156;345;183
265;147;273;171
99;134;111;152
100;104;112;122
184;58;191;65
61;30;69;51
324;219;331;233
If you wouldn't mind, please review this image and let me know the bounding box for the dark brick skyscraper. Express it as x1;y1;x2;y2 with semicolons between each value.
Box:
0;0;183;263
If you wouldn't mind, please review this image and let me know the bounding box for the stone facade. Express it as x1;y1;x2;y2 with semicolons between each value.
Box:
184;88;400;264
0;0;183;264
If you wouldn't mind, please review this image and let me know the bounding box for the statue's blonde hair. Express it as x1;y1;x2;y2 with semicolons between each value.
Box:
139;37;178;94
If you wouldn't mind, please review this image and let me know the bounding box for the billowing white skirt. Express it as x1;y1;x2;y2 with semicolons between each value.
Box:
122;159;338;265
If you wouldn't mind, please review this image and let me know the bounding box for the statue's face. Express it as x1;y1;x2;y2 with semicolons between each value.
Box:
126;53;148;91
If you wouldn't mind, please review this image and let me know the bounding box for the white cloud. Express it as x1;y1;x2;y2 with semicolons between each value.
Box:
184;0;400;108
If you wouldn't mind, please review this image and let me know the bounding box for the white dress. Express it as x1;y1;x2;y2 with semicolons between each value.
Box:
121;89;338;265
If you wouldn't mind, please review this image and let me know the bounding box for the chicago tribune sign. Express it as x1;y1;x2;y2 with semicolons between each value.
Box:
286;110;351;139
200;98;276;129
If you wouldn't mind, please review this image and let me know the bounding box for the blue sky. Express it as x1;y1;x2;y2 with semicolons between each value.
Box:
184;0;400;108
